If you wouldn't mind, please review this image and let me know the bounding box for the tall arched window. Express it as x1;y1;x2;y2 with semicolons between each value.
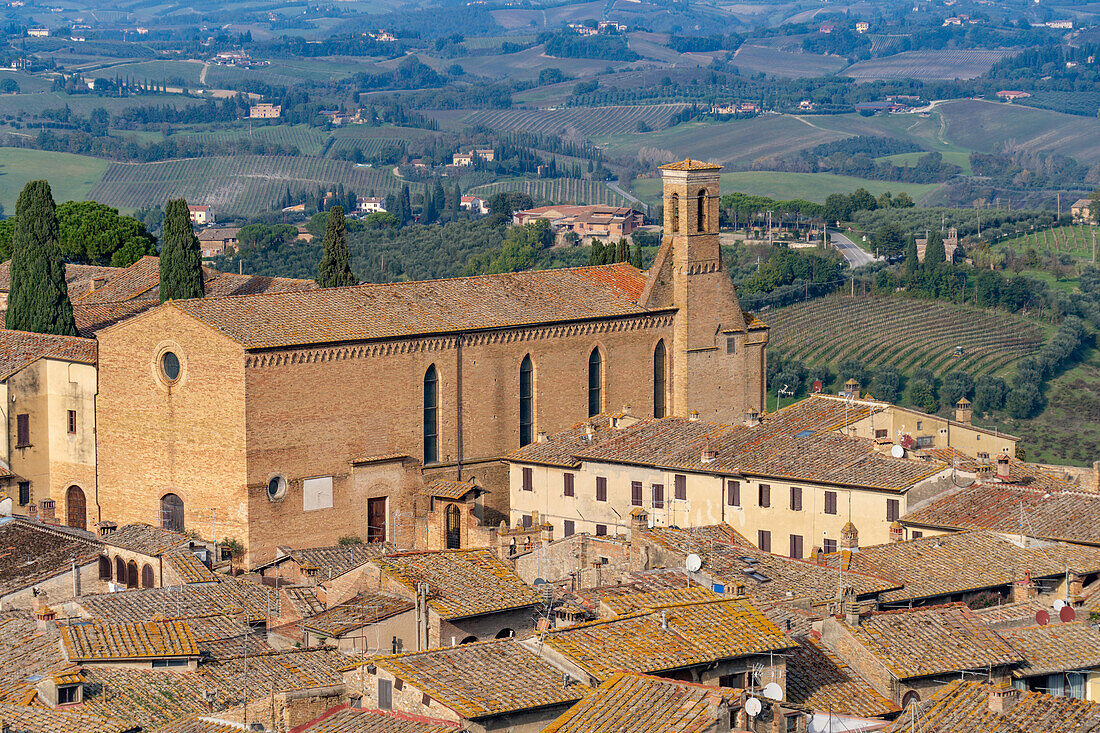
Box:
653;340;667;419
668;193;679;234
114;557;126;584
141;564;155;588
126;560;138;589
588;348;602;417
161;493;184;533
445;503;461;550
519;355;534;447
696;189;707;233
423;365;439;464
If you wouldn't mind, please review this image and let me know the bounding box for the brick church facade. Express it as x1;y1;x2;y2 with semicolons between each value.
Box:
94;160;768;563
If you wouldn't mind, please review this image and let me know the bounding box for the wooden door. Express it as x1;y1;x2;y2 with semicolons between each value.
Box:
367;497;386;543
66;486;86;530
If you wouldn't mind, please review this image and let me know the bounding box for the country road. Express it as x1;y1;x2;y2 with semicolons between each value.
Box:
608;180;646;209
830;230;877;268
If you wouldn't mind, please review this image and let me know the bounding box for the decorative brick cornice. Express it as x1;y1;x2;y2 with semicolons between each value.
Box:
244;314;674;368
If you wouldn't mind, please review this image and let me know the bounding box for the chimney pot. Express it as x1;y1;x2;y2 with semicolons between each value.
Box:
536;430;548;443
701;444;717;463
744;411;760;428
689;410;700;422
996;453;1011;481
840;521;859;551
954;398;972;424
889;521;904;543
988;682;1020;715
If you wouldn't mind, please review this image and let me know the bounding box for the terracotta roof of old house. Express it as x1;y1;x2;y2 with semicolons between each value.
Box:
164;264;658;350
297;707;462;733
541;671;738;733
881;679;1100;733
637;524;753;554
182;613;273;658
373;549;542;620
0;518;103;596
973;599;1049;627
601;586;722;615
839;603;1023;680
999;622;1100;677
303;592;414;637
0;329;97;380
60;619;200;661
540;598;793;682
256;544;382;579
104;522;191;556
0;702;139;733
785;637;899;718
374;639;588;719
0;261;124;296
74;300;158;335
902;481;1100;545
78;574;276;623
824;530;1100;604
0;612;66;704
283;585;326;619
163;550;218;584
422;479;484;500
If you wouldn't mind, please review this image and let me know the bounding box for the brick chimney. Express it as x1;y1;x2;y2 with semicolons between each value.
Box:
954;398;972;425
701;443;717;463
987;682;1020;715
689;410;700;422
1012;570;1036;603
996;453;1011;482
843;378;860;397
97;521;118;538
630;507;649;533
536;430;548;443
840;522;859;551
705;692;731;733
842;587;861;626
889;521;904;543
38;499;56;525
744;411;760;428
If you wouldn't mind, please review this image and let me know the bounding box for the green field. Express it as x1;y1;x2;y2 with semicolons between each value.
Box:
468;178;632;207
632;171;942;205
842;48;1014;80
938;99;1100;166
732;44;846;78
766;294;1044;380
174;124;329;155
456;104;691;138
0;148;108;212
878;151;973;174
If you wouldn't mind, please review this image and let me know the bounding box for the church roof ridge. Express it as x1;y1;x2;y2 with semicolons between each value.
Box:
659;159;723;171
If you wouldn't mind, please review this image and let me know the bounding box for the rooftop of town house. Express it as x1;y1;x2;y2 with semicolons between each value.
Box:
837;603;1023;680
0;612;66;704
880;679;1100;733
256;543;382;580
999;622;1100;677
372;549;543;620
60;619;199;662
283;585;326;620
77;574;276;623
73;300;158;336
922;447;1073;491
901;478;1100;545
636;523;754;554
181;613;274;658
0;328;97;380
600;585;722;616
541;671;739;733
422;479;485;500
824;529;1100;604
163;550;218;584
785;637;900;718
302;592;414;637
295;706;462;732
972;598;1050;627
539;598;793;682
0;518;103;597
0;702;139;733
103;522;192;556
159;263;664;351
373;638;589;719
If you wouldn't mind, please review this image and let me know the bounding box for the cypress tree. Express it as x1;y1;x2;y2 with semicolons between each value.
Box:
316;205;358;288
451;183;462;213
433;179;446;215
588;239;605;265
398;184;412;225
5;180;77;336
924;231;946;266
904;236;919;279
631;240;643;269
616;238;629;263
159;199;205;302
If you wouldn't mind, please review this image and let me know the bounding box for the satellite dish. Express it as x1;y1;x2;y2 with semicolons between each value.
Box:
900;434;915;450
745;698;763;717
1060;605;1076;623
533;578;547;586
812;380;823;393
762;683;783;701
685;553;702;573
1053;598;1066;611
1036;609;1050;626
891;444;905;459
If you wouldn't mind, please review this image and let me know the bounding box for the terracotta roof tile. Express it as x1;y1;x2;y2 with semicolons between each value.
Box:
0;518;103;596
601;586;722;615
541;671;738;733
422;479;483;500
167;264;653;350
786;637;899;718
659;159;723;171
78;574;276;623
61;619;199;661
0;702;138;733
104;523;192;555
638;524;754;553
303;592;414;636
74;300;158;335
0;612;66;704
163;550;218;584
298;707;461;733
373;550;542;620
0;329;96;381
0;260;125;296
1000;622;1100;676
375;639;588;719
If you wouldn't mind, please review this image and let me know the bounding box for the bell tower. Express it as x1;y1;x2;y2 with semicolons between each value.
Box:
639;159;767;422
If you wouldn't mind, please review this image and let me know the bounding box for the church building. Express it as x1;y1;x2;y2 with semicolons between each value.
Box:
94;160;768;563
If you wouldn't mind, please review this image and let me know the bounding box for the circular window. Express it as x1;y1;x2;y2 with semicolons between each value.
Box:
161;351;181;383
267;476;287;501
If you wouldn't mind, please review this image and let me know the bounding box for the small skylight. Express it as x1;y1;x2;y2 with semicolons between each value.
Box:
795;429;814;438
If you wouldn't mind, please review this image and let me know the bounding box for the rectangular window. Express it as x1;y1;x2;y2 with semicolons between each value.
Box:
727;480;740;507
631;481;643;507
564;473;575;497
916;421;922;430
522;467;533;492
757;530;771;553
916;435;934;448
564;520;575;537
823;538;837;554
789;534;804;559
720;673;746;689
726;337;736;354
652;483;664;510
912;531;923;539
378;679;392;710
17;481;29;506
521;514;532;529
57;685;77;704
674;474;687;501
595;477;607;502
824;491;837;515
15;413;29;447
303;476;334;511
875;429;888;439
758;484;771;508
887;498;900;522
790;486;802;511
67;410;77;435
595;523;607;536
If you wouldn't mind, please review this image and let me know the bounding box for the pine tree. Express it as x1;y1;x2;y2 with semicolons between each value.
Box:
5;180;78;336
316;205;358;288
159;199;205;302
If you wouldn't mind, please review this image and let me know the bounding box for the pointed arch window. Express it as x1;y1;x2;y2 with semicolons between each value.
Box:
588;348;603;417
653;340;667;419
519;355;534;447
696;189;707;233
424;365;439;464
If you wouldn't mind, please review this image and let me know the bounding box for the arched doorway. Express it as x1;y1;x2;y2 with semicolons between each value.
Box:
141;564;155;588
160;493;184;533
98;556;111;580
114;557;126;585
459;635;478;645
66;486;86;530
445;504;461;550
495;628;514;639
126;561;138;589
